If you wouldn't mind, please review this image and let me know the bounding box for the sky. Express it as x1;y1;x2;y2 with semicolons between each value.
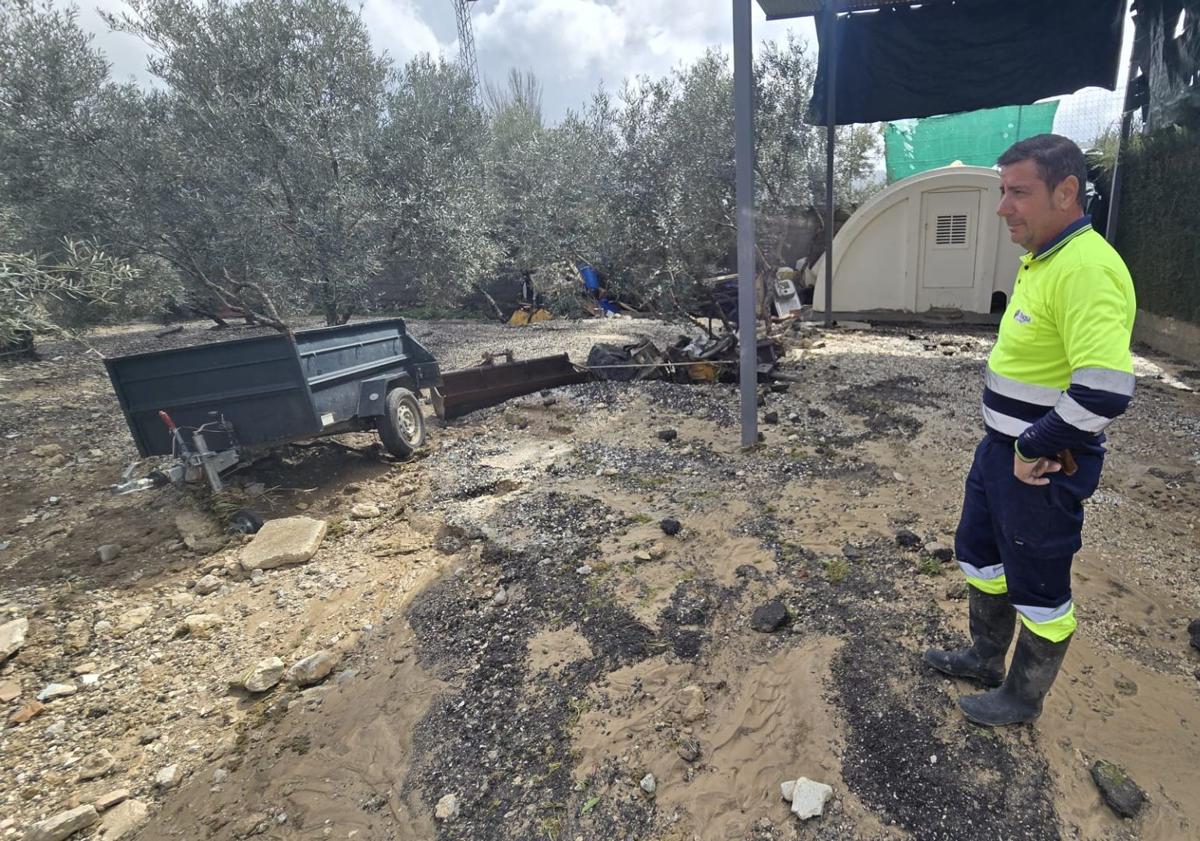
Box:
75;0;816;120
73;0;1127;143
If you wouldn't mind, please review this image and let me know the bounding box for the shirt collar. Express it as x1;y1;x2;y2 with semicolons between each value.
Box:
1030;214;1092;261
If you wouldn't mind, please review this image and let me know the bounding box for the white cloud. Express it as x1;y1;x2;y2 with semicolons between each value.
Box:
361;0;449;64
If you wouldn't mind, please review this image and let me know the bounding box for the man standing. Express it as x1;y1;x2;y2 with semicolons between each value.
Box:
924;134;1137;726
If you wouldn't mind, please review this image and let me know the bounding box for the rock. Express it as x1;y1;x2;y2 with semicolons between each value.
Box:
1113;676;1138;696
23;805;98;841
0;616;29;662
924;542;954;562
750;600;789;633
895;529;921;549
780;779;795;801
96;800;148;839
63;619;91;654
735;564;762;580
640;773;657;795
633;551;653;563
240;657;285;693
350;503;381;520
175;510;226;554
1090;760;1146;818
137;727;160;745
0;680;19;702
286;650;339;687
155;764;183;790
678;685;706;722
763;410;779;425
677;738;701;763
656;429;678;442
36;682;77;702
96;545;122;563
176;613;224;638
93;790;129;812
1188;618;1200;651
491;588;508;606
240;517;327;570
32;443;63;458
841;544;863;561
944;581;969;600
76;749;116;781
115;606;153;636
193;574;222;596
660;518;682;536
213;769;228;784
785;777;834;820
8;700;45;725
575;565;592;576
435;794;460;821
167;593;195;608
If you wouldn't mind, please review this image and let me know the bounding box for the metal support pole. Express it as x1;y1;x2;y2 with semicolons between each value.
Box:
823;3;839;327
733;0;757;447
1104;4;1132;245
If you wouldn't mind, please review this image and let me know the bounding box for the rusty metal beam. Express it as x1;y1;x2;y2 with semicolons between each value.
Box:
431;353;589;420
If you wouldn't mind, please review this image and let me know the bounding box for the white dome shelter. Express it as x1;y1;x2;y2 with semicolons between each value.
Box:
813;165;1026;317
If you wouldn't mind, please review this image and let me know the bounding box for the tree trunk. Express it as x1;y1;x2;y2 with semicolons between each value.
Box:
473;282;506;322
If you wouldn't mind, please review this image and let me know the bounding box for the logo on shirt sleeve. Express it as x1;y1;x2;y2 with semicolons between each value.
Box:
1014;309;1033;324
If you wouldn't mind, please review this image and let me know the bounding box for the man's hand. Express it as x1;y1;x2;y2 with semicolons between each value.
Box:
1014;453;1062;485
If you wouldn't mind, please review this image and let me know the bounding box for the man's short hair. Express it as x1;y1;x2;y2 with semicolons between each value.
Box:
997;134;1088;208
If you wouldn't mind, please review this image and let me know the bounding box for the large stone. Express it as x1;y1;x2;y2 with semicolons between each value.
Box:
1188;618;1200;651
9;700;45;725
76;749;115;781
115;606;153;636
678;685;706;723
155;764;183;790
350;503;381;520
36;683;77;702
785;777;833;820
32;444;63;459
23;805;98;841
750;600;789;633
93;790;129;812
177;613;224;638
96;545;122;563
193;574;222;596
240;517;327;570
1090;760;1146;818
286;650;339;687
0;616;29;662
0;680;19;702
63;619;91;654
240;657;285;693
174;510;225;554
434;794;459;821
96;800;148;840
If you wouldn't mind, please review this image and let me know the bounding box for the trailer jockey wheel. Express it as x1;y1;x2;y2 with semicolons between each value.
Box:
378;387;425;459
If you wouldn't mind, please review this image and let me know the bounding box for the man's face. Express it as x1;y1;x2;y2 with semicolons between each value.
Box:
997;158;1080;254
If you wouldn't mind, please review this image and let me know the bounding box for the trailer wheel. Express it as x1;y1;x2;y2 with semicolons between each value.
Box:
378;387;425;458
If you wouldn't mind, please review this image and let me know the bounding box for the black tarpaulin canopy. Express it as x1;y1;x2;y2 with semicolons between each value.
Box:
807;0;1126;125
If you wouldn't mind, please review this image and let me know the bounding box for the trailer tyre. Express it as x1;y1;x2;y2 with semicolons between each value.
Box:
378;387;425;458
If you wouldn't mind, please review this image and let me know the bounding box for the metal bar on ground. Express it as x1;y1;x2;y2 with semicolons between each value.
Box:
733;0;758;447
431;353;588;420
823;2;839;327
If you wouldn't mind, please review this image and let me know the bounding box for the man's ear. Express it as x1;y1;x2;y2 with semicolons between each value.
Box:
1056;175;1081;210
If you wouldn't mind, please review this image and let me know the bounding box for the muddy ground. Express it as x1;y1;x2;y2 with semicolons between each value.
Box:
1;317;1198;841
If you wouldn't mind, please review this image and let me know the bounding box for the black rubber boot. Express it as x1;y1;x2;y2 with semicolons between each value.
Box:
958;626;1071;726
923;587;1016;687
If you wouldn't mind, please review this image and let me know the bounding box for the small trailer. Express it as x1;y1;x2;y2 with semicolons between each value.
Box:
105;319;440;494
